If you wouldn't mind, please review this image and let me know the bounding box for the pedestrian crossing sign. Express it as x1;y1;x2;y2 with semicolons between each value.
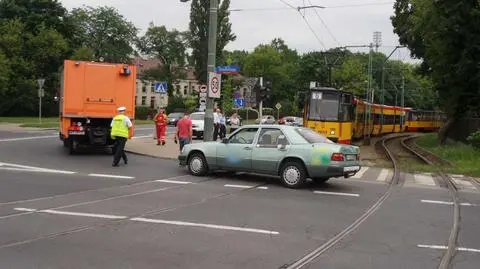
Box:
155;82;168;94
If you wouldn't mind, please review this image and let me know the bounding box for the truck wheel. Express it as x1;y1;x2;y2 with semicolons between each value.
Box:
68;139;77;155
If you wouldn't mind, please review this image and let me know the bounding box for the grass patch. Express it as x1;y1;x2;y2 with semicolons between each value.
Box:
416;133;480;177
1;117;153;129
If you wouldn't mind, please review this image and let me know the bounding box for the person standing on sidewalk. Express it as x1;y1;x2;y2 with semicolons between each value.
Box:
219;112;227;139
154;108;168;146
111;106;133;167
174;111;192;152
213;108;220;141
229;112;240;134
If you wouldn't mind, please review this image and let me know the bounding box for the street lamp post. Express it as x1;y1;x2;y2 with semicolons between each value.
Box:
181;0;217;142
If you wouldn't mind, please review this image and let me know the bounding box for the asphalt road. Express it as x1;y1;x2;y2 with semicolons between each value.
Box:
0;128;479;268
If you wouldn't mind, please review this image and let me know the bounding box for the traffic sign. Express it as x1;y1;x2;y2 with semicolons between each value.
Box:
275;103;282;110
208;72;221;98
155;82;168;93
37;78;45;89
215;65;240;75
233;98;245;108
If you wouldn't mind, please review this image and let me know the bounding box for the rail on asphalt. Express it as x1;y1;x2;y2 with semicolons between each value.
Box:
284;134;406;269
401;135;459;269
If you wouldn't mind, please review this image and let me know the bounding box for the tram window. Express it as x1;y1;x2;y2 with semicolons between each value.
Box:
308;92;340;121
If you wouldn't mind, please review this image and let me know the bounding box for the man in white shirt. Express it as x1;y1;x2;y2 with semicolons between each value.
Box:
213;108;221;140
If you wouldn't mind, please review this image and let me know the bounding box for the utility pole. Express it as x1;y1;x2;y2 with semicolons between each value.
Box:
373;31;382;52
401;76;405;128
258;77;263;122
37;78;45;124
180;0;218;142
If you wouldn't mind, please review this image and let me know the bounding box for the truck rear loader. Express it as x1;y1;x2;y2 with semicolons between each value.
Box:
58;60;136;154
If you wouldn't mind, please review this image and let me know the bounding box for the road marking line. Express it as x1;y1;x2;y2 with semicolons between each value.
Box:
224;184;253;189
0;135;56;142
130;218;279;235
313;191;360;197
14;208;37;212
421;200;476;206
376;169;389;182
14;208;126;219
256;186;269;190
351;167;368;179
0;162;77;174
88;174;134;179
155;179;193;184
414;174;436;186
417;244;480;253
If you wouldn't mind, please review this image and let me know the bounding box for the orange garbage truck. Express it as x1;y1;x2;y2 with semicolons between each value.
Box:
58;60;136;154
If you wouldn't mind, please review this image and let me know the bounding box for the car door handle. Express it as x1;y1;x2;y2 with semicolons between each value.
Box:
244;146;252;150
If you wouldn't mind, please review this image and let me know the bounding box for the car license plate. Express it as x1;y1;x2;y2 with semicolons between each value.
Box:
346;155;356;161
344;166;360;172
69;131;85;135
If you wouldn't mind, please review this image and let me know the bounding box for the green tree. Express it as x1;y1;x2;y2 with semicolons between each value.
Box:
137;23;188;96
391;0;480;143
188;0;236;83
69;6;138;63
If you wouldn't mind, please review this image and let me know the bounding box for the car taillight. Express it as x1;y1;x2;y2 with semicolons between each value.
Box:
331;153;344;161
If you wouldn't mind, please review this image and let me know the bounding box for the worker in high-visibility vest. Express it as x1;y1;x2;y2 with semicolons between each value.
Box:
111;106;133;167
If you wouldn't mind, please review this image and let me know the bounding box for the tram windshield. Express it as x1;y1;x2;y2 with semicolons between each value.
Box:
308;91;340;121
308;91;353;122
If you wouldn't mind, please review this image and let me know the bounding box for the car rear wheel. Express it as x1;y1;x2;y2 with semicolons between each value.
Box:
280;161;307;188
188;152;208;176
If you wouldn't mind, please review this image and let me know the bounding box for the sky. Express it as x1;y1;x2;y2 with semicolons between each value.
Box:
60;0;414;62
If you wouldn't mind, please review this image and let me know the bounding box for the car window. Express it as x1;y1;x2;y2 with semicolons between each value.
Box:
228;128;258;144
190;113;204;120
168;113;183;118
257;128;290;148
296;128;334;144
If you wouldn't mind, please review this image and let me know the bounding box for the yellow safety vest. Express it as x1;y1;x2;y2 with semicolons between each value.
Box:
111;115;129;138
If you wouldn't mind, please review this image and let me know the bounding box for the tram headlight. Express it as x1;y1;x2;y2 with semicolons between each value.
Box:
330;130;336;135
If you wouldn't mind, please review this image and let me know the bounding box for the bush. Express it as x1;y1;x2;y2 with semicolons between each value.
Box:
135;106;153;120
467;130;480;150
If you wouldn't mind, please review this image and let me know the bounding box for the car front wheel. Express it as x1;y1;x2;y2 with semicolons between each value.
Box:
188;152;208;176
280;161;307;188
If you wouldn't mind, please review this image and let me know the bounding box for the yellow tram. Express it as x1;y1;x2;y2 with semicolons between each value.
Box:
300;87;446;144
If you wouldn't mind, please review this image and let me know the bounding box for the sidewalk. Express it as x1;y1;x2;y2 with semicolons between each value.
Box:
126;134;194;160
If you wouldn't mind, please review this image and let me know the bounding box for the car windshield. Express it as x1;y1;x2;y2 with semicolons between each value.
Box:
296;128;334;144
190;114;204;120
168;113;183;118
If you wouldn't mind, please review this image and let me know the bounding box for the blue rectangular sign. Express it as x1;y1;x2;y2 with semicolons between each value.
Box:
155;82;168;93
216;65;240;74
233;98;244;108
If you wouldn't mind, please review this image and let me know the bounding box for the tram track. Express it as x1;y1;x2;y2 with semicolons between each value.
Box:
0;174;269;250
401;135;460;269
284;134;406;269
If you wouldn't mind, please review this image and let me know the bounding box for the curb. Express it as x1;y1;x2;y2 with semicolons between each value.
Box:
125;150;178;161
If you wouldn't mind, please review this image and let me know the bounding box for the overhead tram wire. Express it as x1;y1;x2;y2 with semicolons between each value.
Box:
307;0;341;46
277;0;328;50
230;2;395;12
